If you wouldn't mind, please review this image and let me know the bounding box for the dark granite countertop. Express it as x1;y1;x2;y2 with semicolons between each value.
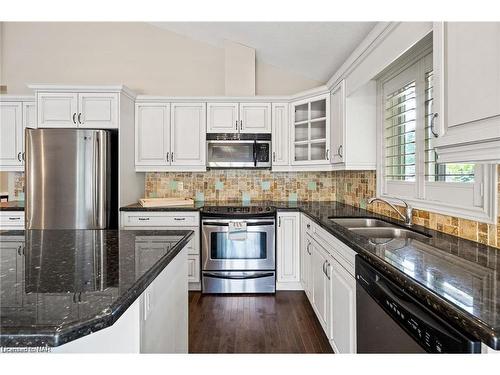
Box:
0;229;194;347
121;200;500;349
0;201;25;211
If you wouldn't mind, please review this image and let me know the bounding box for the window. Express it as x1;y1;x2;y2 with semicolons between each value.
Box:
377;38;496;223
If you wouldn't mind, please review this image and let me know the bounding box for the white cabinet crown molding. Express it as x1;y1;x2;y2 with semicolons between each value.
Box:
0;95;35;102
27;84;136;100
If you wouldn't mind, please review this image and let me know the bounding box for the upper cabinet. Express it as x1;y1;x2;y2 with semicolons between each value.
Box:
37;92;118;129
0;96;36;172
433;22;500;162
135;101;206;172
271;103;289;167
207;102;271;133
291;93;330;166
329;80;376;170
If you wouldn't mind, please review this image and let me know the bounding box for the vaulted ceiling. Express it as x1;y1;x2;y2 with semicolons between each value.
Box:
151;22;377;83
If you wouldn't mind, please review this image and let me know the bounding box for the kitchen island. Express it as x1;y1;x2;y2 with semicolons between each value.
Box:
0;229;193;352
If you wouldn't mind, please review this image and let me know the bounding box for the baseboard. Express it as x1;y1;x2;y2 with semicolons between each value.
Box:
276;282;304;291
189;282;201;291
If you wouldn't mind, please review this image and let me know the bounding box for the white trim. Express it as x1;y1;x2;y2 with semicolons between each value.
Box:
276;281;303;291
0;95;35;102
135;166;207;172
27;84;136;99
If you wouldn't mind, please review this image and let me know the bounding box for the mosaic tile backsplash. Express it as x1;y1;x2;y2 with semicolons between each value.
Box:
145;167;500;249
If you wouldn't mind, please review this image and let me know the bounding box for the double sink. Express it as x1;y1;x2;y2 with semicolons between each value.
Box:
330;217;431;242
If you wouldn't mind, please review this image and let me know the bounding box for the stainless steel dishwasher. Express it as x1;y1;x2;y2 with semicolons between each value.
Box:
355;256;481;353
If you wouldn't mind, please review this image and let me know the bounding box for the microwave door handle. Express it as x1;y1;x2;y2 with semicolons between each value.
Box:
253;140;257;167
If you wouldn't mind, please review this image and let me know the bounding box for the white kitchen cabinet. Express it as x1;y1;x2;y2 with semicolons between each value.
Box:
311;239;331;334
302;233;313;302
276;212;300;289
36;90;119;129
329;80;376;170
120;211;201;291
433;22;500;162
37;92;78;128
135;103;171;167
271;103;289;168
207;102;271;134
135;102;206;172
329;256;356;354
291;93;330;166
0;102;23;169
0;97;35;171
239;102;272;133
77;93;118;129
207;102;239;133
170;103;206;167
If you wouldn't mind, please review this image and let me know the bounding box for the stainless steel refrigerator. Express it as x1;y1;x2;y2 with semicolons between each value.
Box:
25;128;118;229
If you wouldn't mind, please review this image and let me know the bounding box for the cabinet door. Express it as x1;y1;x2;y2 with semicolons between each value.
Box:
276;212;300;284
37;92;78;128
135;103;171;167
170;103;206;167
302;233;313;301
0;241;24;307
445;22;500;129
78;93;118;129
188;255;200;283
330;258;356;353
330;81;345;164
271;103;289;166
206;103;239;133
311;241;330;332
0;102;23;169
239;103;272;133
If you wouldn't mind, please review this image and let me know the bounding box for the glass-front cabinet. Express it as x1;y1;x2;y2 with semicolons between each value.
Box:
291;93;330;165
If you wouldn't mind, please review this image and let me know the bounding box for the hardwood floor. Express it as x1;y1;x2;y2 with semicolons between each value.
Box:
188;291;334;353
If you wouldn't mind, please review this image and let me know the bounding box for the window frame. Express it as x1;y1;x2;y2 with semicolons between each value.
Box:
375;36;497;224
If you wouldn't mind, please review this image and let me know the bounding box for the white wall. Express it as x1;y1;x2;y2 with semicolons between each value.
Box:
0;22;321;96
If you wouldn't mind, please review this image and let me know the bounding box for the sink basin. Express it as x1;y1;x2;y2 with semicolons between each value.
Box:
330;218;396;228
348;227;430;241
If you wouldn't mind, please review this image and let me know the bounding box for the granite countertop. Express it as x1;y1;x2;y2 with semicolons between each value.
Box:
0;228;194;347
121;200;500;349
0;201;25;211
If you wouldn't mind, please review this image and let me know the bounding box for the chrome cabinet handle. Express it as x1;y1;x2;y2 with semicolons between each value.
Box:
278;217;281;227
236;120;238;130
338;145;343;158
17;245;22;256
273;152;276;162
78;113;83;124
430;113;439;137
322;260;327;276
8;217;21;220
166;152;169;162
325;262;331;280
22;152;25;161
17;152;22;162
239;120;243;131
326;149;329;160
171;152;174;162
306;241;311;255
72;113;77;124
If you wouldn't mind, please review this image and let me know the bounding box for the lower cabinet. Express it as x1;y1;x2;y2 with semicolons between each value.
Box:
300;213;357;353
276;212;301;289
120;210;201;290
329;256;356;354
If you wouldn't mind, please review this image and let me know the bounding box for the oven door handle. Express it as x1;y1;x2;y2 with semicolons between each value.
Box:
203;272;275;280
253;140;258;167
202;221;275;227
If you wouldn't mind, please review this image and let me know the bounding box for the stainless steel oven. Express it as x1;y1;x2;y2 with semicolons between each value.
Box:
206;133;271;169
201;211;276;293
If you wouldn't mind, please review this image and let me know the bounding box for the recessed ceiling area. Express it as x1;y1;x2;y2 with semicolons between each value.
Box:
151;22;377;82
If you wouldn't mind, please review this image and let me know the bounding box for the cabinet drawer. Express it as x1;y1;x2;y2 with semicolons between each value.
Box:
188;255;200;283
0;212;25;229
121;211;199;227
306;216;355;275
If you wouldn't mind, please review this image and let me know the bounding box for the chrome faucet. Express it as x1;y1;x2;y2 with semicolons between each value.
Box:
368;197;413;226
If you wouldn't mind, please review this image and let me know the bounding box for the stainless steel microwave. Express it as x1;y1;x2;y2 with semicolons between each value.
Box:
206;133;271;169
